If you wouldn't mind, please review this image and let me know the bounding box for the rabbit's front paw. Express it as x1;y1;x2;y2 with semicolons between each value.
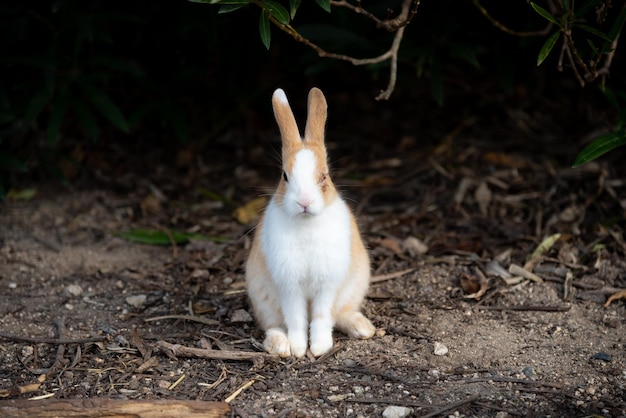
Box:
288;331;308;358
309;334;333;357
310;320;333;357
264;329;291;357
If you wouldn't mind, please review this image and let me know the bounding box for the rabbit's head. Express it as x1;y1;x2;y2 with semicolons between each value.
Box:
272;88;338;217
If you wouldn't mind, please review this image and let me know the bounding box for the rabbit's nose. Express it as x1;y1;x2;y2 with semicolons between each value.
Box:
297;195;313;211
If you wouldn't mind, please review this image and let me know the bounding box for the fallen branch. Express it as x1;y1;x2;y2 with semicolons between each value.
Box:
157;340;274;361
268;0;421;100
0;332;105;345
0;399;230;418
474;305;571;312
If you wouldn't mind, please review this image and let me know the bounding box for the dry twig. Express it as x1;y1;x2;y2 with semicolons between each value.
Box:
157;340;273;361
371;267;416;283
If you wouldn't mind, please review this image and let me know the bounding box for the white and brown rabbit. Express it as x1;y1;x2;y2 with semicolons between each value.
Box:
245;87;375;358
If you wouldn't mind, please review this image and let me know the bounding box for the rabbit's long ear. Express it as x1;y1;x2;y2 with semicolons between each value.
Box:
272;89;302;159
304;87;327;145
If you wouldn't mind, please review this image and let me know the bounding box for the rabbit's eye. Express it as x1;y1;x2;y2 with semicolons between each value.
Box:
282;171;289;182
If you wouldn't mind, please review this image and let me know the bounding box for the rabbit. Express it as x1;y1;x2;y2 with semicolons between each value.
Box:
245;87;375;358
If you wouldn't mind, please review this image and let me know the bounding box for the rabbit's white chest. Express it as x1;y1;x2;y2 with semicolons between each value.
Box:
262;197;351;292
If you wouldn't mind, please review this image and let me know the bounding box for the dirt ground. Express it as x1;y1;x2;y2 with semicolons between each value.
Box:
1;85;626;417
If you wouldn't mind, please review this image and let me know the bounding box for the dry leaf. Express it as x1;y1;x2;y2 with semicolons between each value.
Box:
474;180;492;216
232;197;267;224
377;237;403;256
483;151;527;168
140;194;162;217
460;270;488;299
604;289;626;307
454;177;474;207
558;205;581;222
402;236;428;256
460;272;480;294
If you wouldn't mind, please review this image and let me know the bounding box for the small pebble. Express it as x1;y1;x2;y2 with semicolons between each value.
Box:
8;282;17;289
433;341;448;356
230;309;253;323
343;359;357;367
523;366;535;377
157;380;171;389
66;284;83;296
591;352;612;362
126;294;147;307
382;405;413;418
190;269;210;279
327;394;349;402
21;346;34;357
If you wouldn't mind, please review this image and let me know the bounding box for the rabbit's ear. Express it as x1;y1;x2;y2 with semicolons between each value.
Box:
272;89;302;158
304;87;327;145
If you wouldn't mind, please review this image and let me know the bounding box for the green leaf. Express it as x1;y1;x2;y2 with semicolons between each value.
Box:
314;0;331;13
573;131;626;167
0;152;28;172
219;3;248;13
164;103;188;142
537;31;560;66
576;0;601;17
22;89;49;130
576;24;612;42
586;38;599;55
89;55;143;76
607;5;626;41
0;112;16;125
47;90;68;145
7;188;37;201
72;97;101;141
116;229;228;245
259;10;271;50
78;81;129;133
430;57;444;107
528;233;562;260
530;2;559;25
451;46;481;68
259;1;290;24
289;0;302;19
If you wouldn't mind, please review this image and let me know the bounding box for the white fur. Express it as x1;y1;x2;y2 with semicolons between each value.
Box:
273;88;288;104
261;180;351;356
247;87;375;358
283;149;324;216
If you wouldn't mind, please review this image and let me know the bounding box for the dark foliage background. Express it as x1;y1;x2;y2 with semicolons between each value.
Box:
1;0;624;196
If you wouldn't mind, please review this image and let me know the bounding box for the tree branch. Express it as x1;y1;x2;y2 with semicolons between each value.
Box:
472;0;553;36
268;0;421;100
